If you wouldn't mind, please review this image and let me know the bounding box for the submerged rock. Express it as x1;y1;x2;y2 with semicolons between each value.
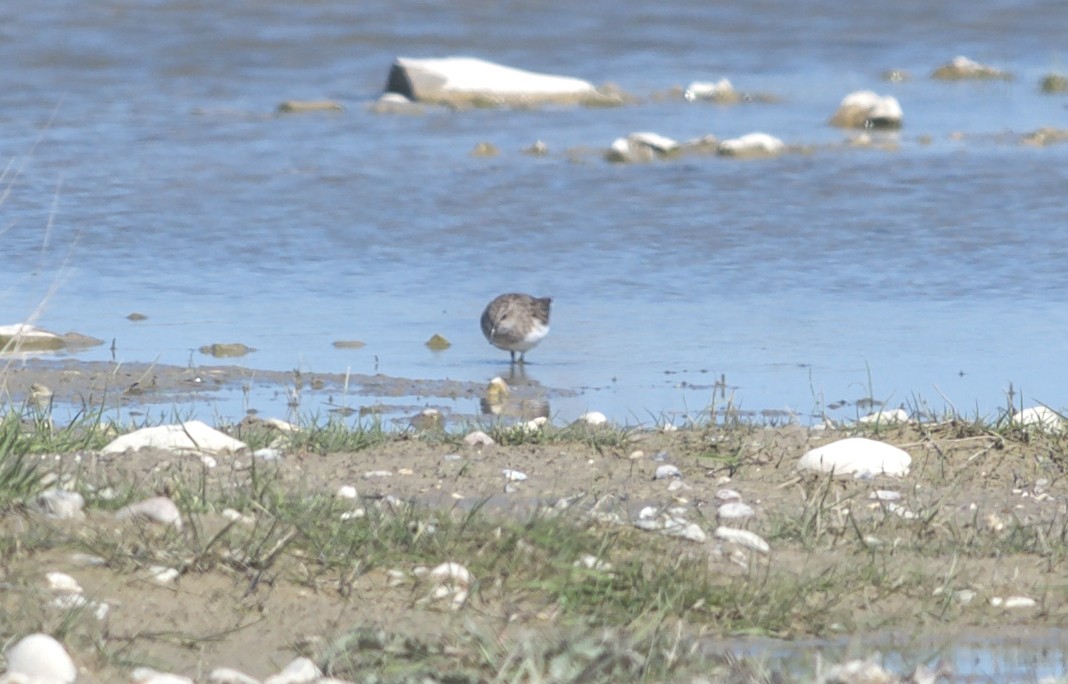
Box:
829;90;903;129
1041;73;1068;93
0;323;102;353
383;56;617;108
276;99;344;113
684;78;740;103
932;55;1011;80
199;342;254;358
605;132;679;163
798;437;911;477
717;132;785;158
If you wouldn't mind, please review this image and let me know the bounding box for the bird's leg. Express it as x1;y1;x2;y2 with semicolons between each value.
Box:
509;350;517;364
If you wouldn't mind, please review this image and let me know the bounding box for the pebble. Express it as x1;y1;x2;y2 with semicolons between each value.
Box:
634;514;706;543
253;447;282;461
991;595;1037;609
653;464;681;480
150;566;180;584
666;479;690;492
576;411;607;426
717;502;755;520
714;488;742;502
336;485;358;499
131;667;194;684
869;490;901;501
3;633;77;684
45;571;82;594
116;496;183;529
714;526;770;554
35;488;85;519
207;668;261;684
362;470;393;479
263;657;322;684
502;469;527;482
463;430;495;446
221;509;256;526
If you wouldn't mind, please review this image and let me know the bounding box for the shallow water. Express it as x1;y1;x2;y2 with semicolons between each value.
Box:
2;0;1068;429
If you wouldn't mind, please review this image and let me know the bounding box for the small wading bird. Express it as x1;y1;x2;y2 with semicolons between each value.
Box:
480;293;552;364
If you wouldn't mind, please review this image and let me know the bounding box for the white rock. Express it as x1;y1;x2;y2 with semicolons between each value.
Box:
362;470;393;478
116;496;183;528
3;633;77;684
714;488;742;502
666;479;690;492
992;595;1037;609
149;566;180;584
102;420;247;455
263;657;322;684
130;668;195;684
502;468;527;482
830;90;904;128
221;508;255;526
576;411;608;426
45;572;82;594
574;554;613;571
521;416;549;432
336;485;358;499
858;408;910;425
1012;406;1066;433
207;668;261;684
714;526;770;554
385;56;599;106
821;658;896;684
429;562;472;588
870;490;901;501
252;447;282;461
798;437;911;477
717;502;755;520
463;430;495;446
717;132;785;157
634;515;706;543
654;464;681;480
35;488;85;519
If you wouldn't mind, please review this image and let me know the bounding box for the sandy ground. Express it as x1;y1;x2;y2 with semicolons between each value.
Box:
3;361;1068;682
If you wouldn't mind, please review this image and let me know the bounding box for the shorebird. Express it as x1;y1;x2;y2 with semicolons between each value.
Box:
480;293;551;364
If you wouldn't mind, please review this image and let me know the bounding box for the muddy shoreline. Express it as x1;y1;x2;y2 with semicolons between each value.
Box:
3;361;1068;682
